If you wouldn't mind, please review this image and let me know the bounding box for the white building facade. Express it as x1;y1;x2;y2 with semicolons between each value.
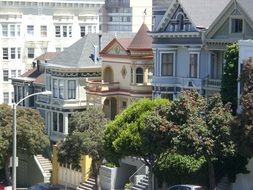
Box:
0;0;104;104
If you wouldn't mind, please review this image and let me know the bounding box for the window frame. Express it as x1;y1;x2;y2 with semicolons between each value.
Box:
2;48;8;60
68;80;76;99
160;51;175;76
3;70;9;81
27;48;35;58
189;52;199;78
230;17;243;34
40;25;47;37
3;92;9;104
136;67;144;84
27;25;34;36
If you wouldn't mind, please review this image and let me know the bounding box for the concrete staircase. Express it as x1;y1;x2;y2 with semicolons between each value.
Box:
131;175;149;190
35;154;52;183
76;178;96;190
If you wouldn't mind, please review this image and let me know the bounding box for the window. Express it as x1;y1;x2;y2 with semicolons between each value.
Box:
59;79;64;99
136;67;144;83
18;70;21;76
53;112;58;131
59;113;63;133
68;26;72;37
63;26;67;37
27;25;34;35
27;48;34;58
55;25;72;37
177;13;184;31
130;68;133;83
148;68;153;83
40;25;47;37
231;18;243;33
2;48;8;60
11;48;15;59
17;25;20;37
3;92;9;104
53;79;58;98
10;25;15;37
17;48;21;59
55;26;60;37
11;70;16;78
3;70;8;81
189;53;198;78
2;25;8;37
80;26;86;37
88;26;92;33
68;80;76;99
161;53;174;76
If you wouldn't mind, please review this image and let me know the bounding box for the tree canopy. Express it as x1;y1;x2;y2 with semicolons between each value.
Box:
57;107;107;188
103;98;170;168
164;91;235;190
221;43;239;114
0;104;49;184
231;58;253;157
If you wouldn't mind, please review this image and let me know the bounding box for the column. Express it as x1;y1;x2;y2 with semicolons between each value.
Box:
63;113;68;135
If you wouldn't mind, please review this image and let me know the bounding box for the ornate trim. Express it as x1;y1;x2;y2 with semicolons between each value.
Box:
46;69;101;78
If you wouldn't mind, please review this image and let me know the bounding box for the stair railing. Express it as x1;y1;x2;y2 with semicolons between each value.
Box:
129;164;146;184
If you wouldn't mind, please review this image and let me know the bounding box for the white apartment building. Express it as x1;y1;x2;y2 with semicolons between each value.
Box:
100;0;152;33
0;0;104;104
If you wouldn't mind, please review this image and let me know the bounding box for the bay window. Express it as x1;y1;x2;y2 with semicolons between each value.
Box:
68;80;76;99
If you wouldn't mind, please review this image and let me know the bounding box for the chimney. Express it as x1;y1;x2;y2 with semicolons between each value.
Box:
98;34;102;52
32;61;36;68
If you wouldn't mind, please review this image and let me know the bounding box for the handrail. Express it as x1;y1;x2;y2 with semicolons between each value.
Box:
129;164;146;184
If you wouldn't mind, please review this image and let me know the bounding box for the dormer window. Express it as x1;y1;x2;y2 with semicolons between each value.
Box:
177;13;184;31
231;18;243;33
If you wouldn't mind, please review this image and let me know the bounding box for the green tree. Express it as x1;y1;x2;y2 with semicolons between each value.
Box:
0;104;49;185
221;43;239;114
103;98;169;189
57;107;107;189
165;91;235;190
231;58;253;157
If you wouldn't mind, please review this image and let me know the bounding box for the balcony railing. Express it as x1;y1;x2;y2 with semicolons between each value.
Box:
203;78;221;89
86;81;120;92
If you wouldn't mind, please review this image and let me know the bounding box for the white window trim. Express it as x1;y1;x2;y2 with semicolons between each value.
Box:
159;51;176;77
229;16;244;34
189;52;200;78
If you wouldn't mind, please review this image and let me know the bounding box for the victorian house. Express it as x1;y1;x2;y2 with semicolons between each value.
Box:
85;23;153;120
33;32;134;188
150;0;253;99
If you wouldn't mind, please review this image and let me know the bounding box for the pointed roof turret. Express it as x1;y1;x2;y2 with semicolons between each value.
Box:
128;23;152;50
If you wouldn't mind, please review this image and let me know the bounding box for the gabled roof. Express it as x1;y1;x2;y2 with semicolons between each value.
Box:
128;23;152;50
100;38;133;55
34;52;59;61
179;0;230;29
157;0;230;31
100;23;152;55
48;33;135;68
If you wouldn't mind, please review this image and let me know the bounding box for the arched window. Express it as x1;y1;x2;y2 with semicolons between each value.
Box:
177;13;184;31
136;67;144;84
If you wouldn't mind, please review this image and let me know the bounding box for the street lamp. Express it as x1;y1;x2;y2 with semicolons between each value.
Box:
12;90;52;190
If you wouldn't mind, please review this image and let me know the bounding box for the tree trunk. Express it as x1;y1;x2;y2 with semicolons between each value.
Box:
206;156;215;190
5;156;12;186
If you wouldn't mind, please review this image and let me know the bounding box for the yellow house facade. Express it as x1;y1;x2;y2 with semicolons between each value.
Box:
86;23;153;119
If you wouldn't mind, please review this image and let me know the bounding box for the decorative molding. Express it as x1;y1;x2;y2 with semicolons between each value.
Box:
46;69;101;78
